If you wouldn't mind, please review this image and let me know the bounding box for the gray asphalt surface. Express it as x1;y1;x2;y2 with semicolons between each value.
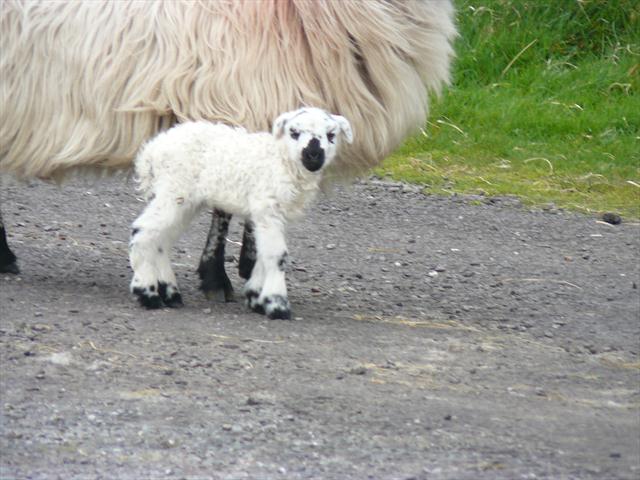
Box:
1;177;639;479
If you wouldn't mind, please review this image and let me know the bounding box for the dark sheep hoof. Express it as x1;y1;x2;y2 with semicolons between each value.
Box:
204;286;235;303
0;261;19;274
198;257;235;302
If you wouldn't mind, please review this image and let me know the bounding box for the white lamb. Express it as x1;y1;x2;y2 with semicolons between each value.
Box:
129;108;352;319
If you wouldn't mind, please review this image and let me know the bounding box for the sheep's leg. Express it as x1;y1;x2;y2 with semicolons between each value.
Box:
244;217;291;320
0;209;19;274
155;234;185;308
130;197;196;309
197;209;234;302
244;255;266;314
129;221;163;309
238;220;256;280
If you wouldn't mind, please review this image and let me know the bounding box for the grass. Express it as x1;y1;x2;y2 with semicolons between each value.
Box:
377;0;640;218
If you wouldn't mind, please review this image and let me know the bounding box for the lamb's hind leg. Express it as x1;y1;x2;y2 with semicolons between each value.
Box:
130;197;196;308
197;209;234;302
0;208;19;274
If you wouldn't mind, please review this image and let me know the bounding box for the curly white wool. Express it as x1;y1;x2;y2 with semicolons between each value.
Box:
129;108;352;319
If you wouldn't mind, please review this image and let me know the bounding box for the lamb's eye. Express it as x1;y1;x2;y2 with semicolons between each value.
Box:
290;129;300;140
327;132;336;143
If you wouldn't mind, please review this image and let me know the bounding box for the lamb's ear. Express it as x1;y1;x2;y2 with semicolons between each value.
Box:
332;115;353;144
272;111;294;139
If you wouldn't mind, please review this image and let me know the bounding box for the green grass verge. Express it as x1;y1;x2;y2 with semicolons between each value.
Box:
377;0;640;218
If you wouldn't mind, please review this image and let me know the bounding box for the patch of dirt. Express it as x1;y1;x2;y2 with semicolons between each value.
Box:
1;178;639;479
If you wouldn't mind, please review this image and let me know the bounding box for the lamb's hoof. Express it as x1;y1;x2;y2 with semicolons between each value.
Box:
133;288;163;309
267;307;291;320
245;290;265;315
264;295;291;320
0;261;19;274
159;282;184;308
163;292;184;308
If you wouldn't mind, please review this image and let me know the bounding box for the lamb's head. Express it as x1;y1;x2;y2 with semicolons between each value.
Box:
272;108;353;173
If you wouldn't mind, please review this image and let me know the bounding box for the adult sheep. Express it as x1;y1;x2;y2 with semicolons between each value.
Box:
0;0;456;299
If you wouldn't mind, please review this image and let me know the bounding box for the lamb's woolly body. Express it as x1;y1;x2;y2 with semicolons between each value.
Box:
0;0;455;180
135;122;319;221
129;108;349;317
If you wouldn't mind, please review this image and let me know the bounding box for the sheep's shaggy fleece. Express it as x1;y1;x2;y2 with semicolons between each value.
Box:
0;0;456;181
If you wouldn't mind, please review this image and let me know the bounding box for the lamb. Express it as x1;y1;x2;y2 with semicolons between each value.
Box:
129;108;352;319
0;0;456;294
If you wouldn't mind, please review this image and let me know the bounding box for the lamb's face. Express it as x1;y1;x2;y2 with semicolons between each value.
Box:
272;108;353;173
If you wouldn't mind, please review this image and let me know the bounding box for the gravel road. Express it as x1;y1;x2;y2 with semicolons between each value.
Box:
1;177;639;479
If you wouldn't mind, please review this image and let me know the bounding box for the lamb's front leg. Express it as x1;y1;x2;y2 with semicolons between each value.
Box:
244;217;291;320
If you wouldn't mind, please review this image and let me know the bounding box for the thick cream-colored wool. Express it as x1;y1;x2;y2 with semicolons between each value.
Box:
0;0;455;181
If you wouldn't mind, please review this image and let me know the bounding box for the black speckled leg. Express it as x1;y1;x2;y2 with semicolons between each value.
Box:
0;209;19;274
198;209;235;302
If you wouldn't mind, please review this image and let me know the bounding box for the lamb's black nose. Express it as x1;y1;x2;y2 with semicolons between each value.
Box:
302;138;325;172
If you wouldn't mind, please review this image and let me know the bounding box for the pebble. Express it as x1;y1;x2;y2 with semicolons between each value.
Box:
602;212;622;225
46;352;73;366
246;392;275;406
349;366;368;375
160;438;178;449
585;345;598;355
